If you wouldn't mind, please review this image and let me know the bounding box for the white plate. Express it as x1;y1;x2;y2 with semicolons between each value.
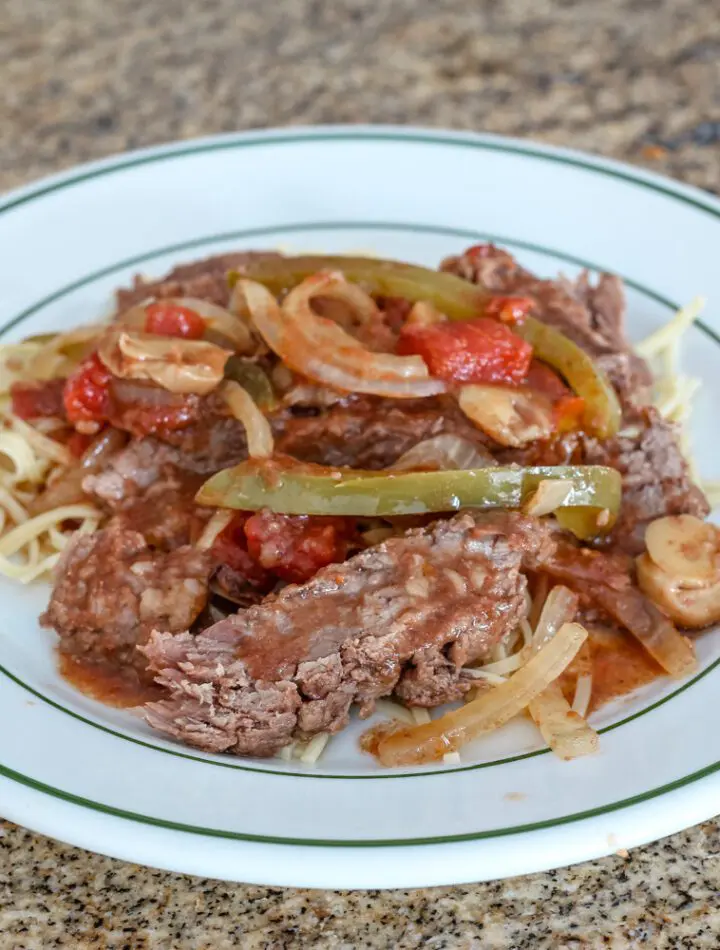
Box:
0;127;718;889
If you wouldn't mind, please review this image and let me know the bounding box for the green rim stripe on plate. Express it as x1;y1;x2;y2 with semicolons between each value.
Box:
0;134;717;845
2;129;720;222
1;220;718;784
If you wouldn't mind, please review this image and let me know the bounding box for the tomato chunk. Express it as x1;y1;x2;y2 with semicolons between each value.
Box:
10;379;66;419
244;511;352;584
524;359;571;401
211;513;272;588
397;318;532;385
524;360;585;432
63;353;113;426
484;295;534;325
553;394;586;432
145;302;205;340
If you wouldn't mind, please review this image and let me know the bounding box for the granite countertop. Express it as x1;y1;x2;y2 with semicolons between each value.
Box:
1;0;719;946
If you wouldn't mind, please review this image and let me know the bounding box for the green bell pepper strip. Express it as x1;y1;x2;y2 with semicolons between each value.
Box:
231;255;621;439
223;356;277;410
196;460;621;536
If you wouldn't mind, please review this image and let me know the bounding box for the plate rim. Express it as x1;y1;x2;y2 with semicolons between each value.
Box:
1;125;719;877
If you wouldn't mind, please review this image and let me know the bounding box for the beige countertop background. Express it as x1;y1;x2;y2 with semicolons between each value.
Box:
1;0;719;946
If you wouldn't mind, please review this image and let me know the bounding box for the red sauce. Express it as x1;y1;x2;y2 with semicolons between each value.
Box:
59;653;163;708
560;626;663;713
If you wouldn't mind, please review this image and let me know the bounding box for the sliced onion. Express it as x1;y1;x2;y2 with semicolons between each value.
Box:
475;585;578;676
590;580;697;676
98;330;231;395
30;428;127;515
458;385;554;447
528;680;598;760
117;297;254;353
376;622;588;766
532;585;579;651
196;510;235;551
571;673;593;718
406;301;446;326
391;434;496;472
221;381;274;458
236;276;446;399
524;479;574;517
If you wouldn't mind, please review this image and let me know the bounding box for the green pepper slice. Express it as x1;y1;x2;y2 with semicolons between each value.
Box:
197;459;621;535
223;356;277;410
233;255;621;439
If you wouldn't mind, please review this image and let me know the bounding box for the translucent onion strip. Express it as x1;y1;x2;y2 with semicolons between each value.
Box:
528;680;598;760
236;276;446;399
221;381;274;458
196;510;235;551
375;622;588;766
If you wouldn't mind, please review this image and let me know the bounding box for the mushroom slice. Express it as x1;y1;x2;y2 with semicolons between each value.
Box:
644;515;719;589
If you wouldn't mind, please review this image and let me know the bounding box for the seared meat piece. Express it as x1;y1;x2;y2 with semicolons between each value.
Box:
83;438;182;504
442;245;652;407
583;408;709;553
42;524;211;676
115;251;281;310
143;512;554;757
83;438;212;550
274;395;494;469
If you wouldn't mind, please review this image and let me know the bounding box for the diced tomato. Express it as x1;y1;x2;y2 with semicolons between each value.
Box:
63;353;113;426
464;243;497;261
484;295;534;326
397;318;532;386
554;394;586;432
524;359;585;433
211;513;272;588
10;378;66;419
524;359;571;401
145;302;205;340
244;511;352;584
66;430;97;458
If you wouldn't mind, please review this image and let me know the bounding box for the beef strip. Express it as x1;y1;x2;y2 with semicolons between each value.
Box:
274;395;495;469
441;244;652;406
83;438;212;550
527;537;682;662
142;512;553;757
42;524;212;677
582;408;709;553
115;252;281;310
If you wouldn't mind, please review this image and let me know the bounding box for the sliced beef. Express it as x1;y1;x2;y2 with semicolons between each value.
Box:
582;408;709;553
441;244;652;406
274;395;495;469
82;438;181;505
42;524;211;676
142;512;553;757
529;537;682;665
83;438;212;550
116;251;282;311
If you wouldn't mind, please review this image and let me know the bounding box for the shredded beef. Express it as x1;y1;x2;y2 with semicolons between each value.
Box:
142;512;553;756
42;524;211;675
441;245;652;406
116;252;281;311
583;408;709;553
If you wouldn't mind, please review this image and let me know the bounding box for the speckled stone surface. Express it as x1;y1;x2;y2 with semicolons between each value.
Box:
1;0;720;946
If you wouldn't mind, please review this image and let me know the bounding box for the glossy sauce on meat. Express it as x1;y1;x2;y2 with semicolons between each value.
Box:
59;653;164;708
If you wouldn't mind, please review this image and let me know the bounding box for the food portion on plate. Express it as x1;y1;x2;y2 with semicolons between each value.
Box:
1;245;718;766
